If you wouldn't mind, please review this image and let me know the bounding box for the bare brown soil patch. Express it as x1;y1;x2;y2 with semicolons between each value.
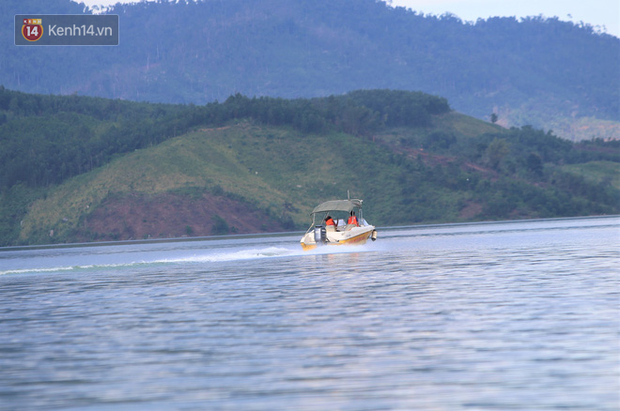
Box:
75;192;290;242
458;201;483;219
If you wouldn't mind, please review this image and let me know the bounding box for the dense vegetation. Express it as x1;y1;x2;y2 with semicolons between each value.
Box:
0;87;449;189
387;127;619;221
1;0;617;140
0;88;618;245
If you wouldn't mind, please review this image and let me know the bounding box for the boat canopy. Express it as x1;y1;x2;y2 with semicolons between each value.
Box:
311;199;363;215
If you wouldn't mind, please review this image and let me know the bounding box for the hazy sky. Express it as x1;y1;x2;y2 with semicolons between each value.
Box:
77;0;619;38
389;0;619;37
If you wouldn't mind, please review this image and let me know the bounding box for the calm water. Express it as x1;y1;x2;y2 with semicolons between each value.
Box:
1;217;618;410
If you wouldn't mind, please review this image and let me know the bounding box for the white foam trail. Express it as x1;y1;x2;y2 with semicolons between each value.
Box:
0;266;78;275
0;244;376;276
153;246;298;264
0;247;299;276
0;262;140;276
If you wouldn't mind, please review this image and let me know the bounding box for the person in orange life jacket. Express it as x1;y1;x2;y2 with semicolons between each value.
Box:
347;211;359;227
325;215;337;231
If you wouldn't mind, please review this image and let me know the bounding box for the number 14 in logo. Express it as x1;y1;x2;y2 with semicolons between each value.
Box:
22;19;43;42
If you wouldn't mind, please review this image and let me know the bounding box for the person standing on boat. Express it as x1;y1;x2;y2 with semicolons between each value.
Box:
347;211;359;229
325;215;337;232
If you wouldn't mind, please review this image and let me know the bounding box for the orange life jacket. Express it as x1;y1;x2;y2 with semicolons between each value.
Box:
326;218;336;226
347;216;358;226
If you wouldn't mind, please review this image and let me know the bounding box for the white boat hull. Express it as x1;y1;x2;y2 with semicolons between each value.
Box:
300;225;376;251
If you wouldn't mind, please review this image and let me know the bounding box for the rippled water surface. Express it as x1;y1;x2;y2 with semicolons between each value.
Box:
1;217;619;410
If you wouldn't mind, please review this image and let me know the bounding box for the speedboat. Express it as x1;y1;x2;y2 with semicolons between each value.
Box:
300;198;377;251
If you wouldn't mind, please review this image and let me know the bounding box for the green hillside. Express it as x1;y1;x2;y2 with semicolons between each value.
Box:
1;89;618;246
561;161;620;190
14;119;493;243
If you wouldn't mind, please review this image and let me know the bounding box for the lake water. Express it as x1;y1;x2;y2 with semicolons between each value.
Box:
1;217;618;410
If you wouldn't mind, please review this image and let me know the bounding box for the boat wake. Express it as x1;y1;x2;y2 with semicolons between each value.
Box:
1;242;377;276
0;263;135;276
154;246;299;264
0;246;301;276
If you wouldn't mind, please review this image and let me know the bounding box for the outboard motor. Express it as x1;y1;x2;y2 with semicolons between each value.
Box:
314;225;327;245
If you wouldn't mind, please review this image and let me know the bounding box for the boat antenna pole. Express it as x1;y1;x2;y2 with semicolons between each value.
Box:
347;190;350;200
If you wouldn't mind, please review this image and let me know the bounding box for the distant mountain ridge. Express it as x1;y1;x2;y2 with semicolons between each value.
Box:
1;0;618;141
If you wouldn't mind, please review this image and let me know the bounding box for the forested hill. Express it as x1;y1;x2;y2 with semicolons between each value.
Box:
0;87;450;190
1;0;618;141
0;88;618;246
